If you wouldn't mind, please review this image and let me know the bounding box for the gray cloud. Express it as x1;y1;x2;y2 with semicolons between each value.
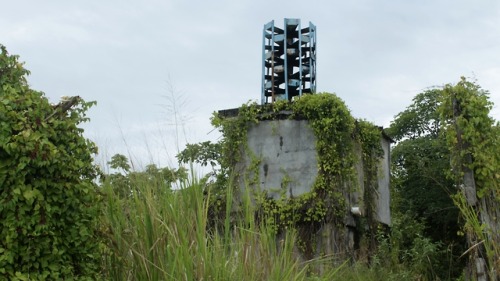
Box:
2;0;499;167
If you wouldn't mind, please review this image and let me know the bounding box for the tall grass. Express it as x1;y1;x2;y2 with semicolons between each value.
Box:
100;171;463;280
100;173;345;281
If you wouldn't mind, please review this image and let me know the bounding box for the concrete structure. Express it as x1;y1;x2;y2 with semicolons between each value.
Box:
238;119;391;226
231;116;391;263
222;17;391;264
376;137;391;225
242;120;318;199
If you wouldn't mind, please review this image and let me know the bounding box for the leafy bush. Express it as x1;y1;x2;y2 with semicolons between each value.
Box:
0;45;103;280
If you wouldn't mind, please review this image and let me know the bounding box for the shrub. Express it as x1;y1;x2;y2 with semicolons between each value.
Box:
0;45;103;280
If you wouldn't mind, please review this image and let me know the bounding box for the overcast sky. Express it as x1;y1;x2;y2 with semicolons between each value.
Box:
2;0;499;169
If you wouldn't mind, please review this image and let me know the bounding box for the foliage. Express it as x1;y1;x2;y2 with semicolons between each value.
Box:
206;93;386;264
355;119;385;230
100;171;346;280
177;140;222;168
100;162;450;281
105;153;186;199
387;89;463;237
390;136;460;239
204;102;263;224
210;101;262;179
387;89;442;141
101;171;474;280
291;93;357;204
247;94;359;236
108;153;131;172
439;77;500;279
0;45;102;279
439;77;499;199
374;211;454;280
387;88;466;279
388;78;500;279
177;140;223;189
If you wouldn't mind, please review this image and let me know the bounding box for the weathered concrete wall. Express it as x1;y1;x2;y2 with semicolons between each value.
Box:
238;118;391;263
240;119;391;225
375;137;391;225
242;119;318;199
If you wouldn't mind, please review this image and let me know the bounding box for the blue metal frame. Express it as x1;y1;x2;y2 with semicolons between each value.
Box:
261;19;316;104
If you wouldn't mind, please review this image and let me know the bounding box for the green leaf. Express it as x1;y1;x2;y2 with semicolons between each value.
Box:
23;189;36;201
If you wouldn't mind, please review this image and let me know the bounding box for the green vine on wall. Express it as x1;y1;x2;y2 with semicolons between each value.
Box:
212;93;384;234
208;102;262;222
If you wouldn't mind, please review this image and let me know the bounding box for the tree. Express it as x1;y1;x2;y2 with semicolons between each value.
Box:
389;78;500;280
0;45;103;279
177;141;222;169
105;154;133;199
105;153;187;199
387;88;465;278
177;140;222;185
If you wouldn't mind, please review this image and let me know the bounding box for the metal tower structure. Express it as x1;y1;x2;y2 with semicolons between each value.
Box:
261;18;316;104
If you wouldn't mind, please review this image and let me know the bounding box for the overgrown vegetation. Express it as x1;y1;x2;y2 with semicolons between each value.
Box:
2;45;499;280
0;45;103;279
439;78;500;280
387;78;500;280
387;89;466;279
209;94;383;227
100;161;346;280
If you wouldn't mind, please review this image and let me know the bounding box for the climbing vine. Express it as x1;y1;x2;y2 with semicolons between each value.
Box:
438;77;500;279
439;77;499;199
212;93;385;235
208;102;262;223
